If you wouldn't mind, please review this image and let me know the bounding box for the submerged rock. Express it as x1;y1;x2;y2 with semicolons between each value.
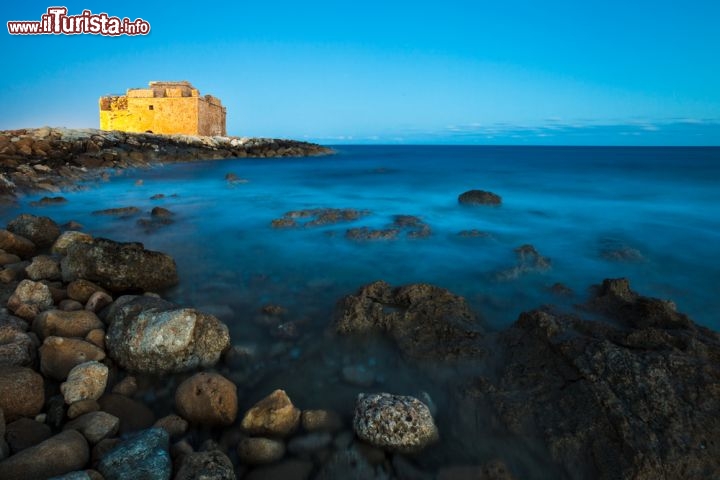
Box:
458;189;502;205
334;281;483;360
271;208;370;228
495;244;551;281
353;393;439;454
97;428;171;480
91;206;141;217
241;389;301;438
237;436;286;465
105;296;230;373
61;238;178;292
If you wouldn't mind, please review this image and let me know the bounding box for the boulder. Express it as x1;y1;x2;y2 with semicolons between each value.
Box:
97;428;171;480
241;389;301;437
51;231;93;255
458;190;502;205
66;279;107;304
7;214;60;248
0;430;89;480
105;296;230;373
0;230;35;259
353;393;438;453
61;238;178;293
0;322;35;367
334;281;483;360
0;366;45;421
25;255;61;281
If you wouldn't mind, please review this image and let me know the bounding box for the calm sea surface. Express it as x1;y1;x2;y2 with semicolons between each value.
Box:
2;145;718;475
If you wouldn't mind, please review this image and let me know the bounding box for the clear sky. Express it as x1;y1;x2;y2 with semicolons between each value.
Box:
2;1;719;145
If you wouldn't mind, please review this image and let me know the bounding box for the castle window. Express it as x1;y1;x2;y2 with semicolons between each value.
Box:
148;105;154;110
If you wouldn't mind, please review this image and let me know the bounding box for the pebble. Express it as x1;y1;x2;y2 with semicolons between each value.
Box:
85;291;113;313
67;399;101;419
301;409;344;432
237;436;286;465
66;279;106;304
174;372;238;426
61;361;109;404
153;414;189;438
7;279;53;320
174;450;235;480
59;299;84;311
241;389;301;437
111;375;138;396
98;393;155;434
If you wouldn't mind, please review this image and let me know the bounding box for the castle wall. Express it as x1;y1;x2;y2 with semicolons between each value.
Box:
99;82;226;136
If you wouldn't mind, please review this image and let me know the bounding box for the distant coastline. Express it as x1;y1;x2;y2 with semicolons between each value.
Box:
0;127;333;203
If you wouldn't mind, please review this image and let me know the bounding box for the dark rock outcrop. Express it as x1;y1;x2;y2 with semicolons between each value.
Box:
60;238;178;293
458;190;502;205
334;281;484;360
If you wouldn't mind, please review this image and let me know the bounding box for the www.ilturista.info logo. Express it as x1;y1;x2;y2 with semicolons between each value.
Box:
7;7;150;36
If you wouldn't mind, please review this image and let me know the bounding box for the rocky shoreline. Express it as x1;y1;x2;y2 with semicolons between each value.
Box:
0;127;333;204
0;209;717;479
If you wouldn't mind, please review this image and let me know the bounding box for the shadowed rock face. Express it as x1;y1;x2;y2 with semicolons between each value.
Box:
456;278;720;480
334;281;484;360
60;238;178;293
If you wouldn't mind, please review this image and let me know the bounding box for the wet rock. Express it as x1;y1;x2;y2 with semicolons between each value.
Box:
0;322;35;367
33;309;104;340
272;208;370;228
98;393;155;435
64;411;120;444
7;279;53;320
91;206;141;217
495;244;551;281
29;196;68;207
0;252;21;265
237;436;286;465
150;206;173;218
85;291;113;313
7;214;60;248
346;227;399;241
287;432;332;456
175;449;235;479
0;366;45;421
392;455;434;480
85;329;105;349
24;255;61;281
67;399;100;419
39;336;106;381
0;430;89;480
458;279;720;479
66;279;107;304
458;189;502;205
315;447;381;480
153;414;188;438
342;364;376;387
335;281;483;360
105;295;230;373
174;372;238;426
61;238;179;293
97;427;171;480
301;409;343;432
241;389;301;437
52;231;94;256
111;375;138;396
61;361;109;404
435;460;517;480
549;282;574;296
353;393;439;453
0;230;35;259
59;299;84;311
245;459;314;480
5;417;52;453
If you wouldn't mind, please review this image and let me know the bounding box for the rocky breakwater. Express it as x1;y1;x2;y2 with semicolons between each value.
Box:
0;127;334;203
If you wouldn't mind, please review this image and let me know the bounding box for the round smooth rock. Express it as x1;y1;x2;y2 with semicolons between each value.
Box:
64;411;120;444
66;279;106;304
175;372;238;426
353;393;439;453
33;309;104;340
7;279;53;320
0;430;89;480
25;255;61;281
301;409;344;432
240;389;301;438
39;336;106;381
0;366;45;421
237;436;286;465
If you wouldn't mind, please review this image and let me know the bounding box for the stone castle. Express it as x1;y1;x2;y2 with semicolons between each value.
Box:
99;81;226;136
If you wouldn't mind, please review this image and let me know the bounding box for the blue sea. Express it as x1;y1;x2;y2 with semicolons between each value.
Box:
2;145;719;473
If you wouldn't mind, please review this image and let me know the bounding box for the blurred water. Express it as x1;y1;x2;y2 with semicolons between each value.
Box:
2;145;718;473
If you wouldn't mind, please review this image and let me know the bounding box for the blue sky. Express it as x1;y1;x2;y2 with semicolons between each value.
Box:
2;1;719;145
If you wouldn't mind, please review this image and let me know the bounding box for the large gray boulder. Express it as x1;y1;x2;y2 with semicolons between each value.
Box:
60;238;178;292
105;296;230;374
